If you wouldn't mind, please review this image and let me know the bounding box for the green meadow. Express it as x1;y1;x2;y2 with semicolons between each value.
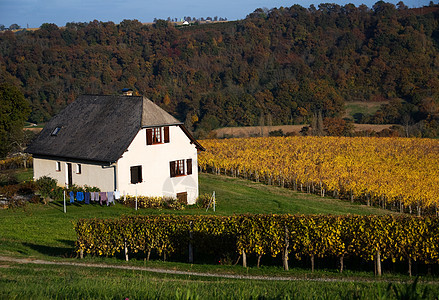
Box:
0;170;437;299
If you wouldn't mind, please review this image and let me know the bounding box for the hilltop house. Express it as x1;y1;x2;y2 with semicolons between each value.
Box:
26;94;204;204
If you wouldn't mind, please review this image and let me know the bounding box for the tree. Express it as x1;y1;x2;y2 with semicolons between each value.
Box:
9;24;20;30
0;83;31;158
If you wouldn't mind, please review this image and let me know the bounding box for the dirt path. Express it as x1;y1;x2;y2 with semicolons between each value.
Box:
0;255;430;284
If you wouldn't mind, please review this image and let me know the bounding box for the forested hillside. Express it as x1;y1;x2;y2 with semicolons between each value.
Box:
1;2;439;137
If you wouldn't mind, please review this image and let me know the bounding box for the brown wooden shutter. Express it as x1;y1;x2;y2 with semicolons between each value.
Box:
146;129;153;145
137;166;142;183
186;159;192;175
170;161;176;177
177;192;187;205
164;126;170;143
130;166;138;184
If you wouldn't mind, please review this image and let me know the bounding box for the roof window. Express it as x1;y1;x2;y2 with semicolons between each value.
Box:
51;127;61;136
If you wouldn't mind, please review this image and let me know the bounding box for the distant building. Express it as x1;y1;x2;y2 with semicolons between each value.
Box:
26;94;204;204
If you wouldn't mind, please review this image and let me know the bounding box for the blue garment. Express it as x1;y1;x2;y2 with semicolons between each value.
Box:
76;192;84;202
69;191;74;203
84;192;90;204
107;192;114;206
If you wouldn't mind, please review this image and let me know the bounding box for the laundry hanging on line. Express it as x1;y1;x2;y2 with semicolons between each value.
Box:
67;191;120;206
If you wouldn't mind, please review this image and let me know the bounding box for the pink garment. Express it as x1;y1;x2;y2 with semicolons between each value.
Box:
99;192;107;205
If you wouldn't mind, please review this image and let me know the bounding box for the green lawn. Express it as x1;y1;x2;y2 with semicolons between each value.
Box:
344;101;384;120
2;261;436;300
2;170;435;299
199;173;392;215
0;172;394;258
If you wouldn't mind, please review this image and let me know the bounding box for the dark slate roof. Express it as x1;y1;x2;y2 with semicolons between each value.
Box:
26;95;203;163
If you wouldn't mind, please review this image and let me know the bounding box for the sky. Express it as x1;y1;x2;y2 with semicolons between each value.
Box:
0;0;434;29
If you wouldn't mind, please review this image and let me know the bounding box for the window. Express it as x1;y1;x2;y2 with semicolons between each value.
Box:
130;166;142;184
170;159;193;177
76;164;81;174
146;126;170;145
51;127;61;136
55;161;61;172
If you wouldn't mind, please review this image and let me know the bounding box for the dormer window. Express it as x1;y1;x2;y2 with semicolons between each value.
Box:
146;126;170;145
51;127;61;136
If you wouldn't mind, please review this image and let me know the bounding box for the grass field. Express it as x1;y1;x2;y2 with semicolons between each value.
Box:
0;173;394;257
344;101;385;120
2;261;436;300
1;170;438;299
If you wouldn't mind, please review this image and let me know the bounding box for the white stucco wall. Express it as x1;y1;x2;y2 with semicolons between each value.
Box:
33;157;115;191
117;125;199;204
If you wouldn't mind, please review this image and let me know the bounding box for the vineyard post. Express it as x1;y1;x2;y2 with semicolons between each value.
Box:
283;225;289;271
376;249;382;276
124;239;129;261
135;189;138;211
242;250;247;268
188;221;193;263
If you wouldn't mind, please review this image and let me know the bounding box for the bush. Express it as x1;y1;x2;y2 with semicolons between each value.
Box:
196;193;213;208
163;196;185;210
36;176;57;198
121;195;185;210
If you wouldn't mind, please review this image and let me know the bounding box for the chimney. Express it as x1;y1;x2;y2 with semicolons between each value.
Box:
122;88;133;96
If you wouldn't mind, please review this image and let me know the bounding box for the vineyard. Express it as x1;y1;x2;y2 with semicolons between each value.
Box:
198;137;439;216
75;214;439;276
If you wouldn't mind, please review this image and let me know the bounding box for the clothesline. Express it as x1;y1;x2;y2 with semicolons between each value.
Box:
68;191;121;206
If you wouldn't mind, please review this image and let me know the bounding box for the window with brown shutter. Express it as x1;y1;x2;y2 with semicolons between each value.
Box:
186;159;192;175
146;127;169;145
170;159;193;177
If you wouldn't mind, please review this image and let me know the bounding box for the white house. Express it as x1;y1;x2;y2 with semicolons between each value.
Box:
26;94;204;204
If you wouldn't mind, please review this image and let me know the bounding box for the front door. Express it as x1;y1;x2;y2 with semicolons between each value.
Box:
66;163;73;188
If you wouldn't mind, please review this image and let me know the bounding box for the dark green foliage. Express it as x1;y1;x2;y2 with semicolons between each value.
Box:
35;176;56;194
269;129;284;137
0;83;31;157
1;4;439;136
387;277;432;300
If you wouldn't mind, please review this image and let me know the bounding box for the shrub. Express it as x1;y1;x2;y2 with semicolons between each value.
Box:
196;193;213;208
121;195;185;210
36;176;57;197
163;196;185;210
35;176;63;201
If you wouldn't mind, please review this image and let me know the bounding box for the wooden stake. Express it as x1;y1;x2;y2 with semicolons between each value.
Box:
242;250;247;268
376;250;382;276
124;240;129;261
283;225;289;271
340;255;344;273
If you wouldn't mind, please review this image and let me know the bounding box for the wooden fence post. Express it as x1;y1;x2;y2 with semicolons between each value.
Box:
242;250;247;268
283;225;289;271
188;221;194;263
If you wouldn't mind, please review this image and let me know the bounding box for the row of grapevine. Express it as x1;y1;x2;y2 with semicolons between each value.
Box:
75;214;439;276
0;155;33;170
198;136;439;215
